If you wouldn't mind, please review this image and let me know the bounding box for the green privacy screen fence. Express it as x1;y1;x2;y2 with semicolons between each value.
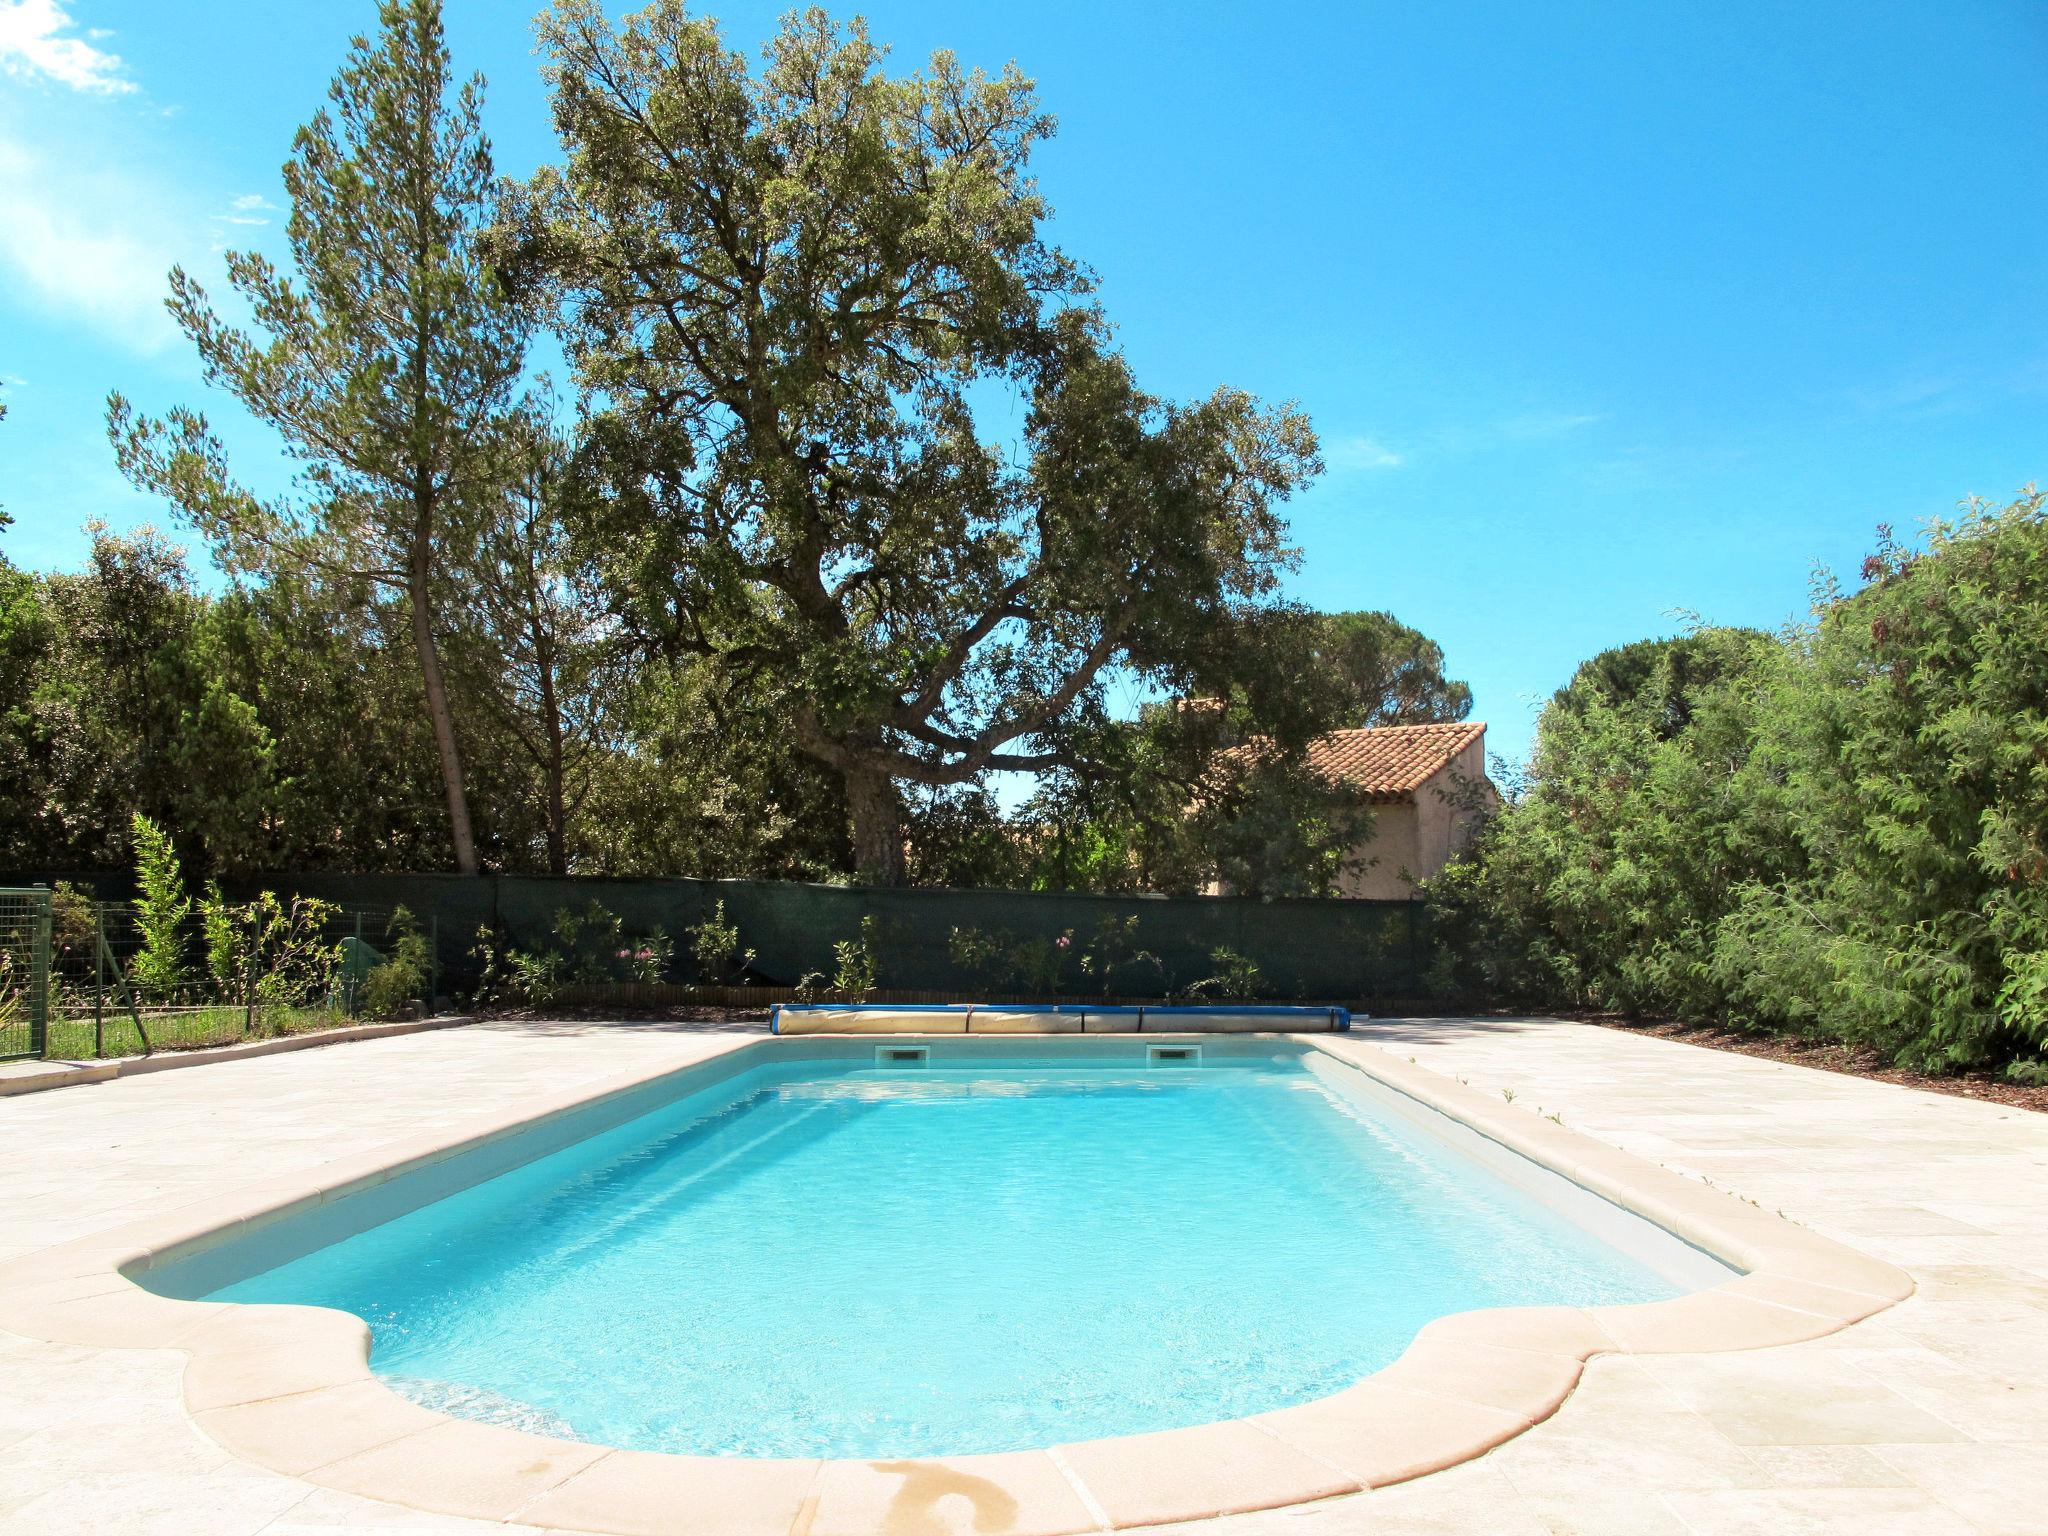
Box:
5;872;1437;1006
201;874;1436;1004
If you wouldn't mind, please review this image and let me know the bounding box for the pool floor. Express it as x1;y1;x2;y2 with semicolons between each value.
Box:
208;1050;1681;1457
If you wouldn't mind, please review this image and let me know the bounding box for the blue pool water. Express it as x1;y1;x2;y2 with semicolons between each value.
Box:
207;1048;1684;1457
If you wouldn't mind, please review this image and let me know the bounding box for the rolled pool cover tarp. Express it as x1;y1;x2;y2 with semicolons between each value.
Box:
770;1003;1352;1035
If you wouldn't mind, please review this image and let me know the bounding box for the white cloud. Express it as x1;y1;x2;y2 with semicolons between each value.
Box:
210;193;277;232
0;134;179;353
1325;434;1403;471
1499;411;1606;441
0;0;134;94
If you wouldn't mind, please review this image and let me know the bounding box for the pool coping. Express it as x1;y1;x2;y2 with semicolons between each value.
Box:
0;1032;1913;1535
0;1013;479;1098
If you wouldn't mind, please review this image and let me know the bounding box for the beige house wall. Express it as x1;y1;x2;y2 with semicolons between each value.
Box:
1336;736;1496;900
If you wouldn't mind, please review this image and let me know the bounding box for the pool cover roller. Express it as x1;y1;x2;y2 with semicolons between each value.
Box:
771;1003;1353;1034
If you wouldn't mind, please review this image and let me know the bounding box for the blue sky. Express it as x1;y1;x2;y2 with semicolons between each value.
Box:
1;0;2042;767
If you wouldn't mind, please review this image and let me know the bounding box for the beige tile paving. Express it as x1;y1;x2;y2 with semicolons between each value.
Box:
2;1015;2045;1533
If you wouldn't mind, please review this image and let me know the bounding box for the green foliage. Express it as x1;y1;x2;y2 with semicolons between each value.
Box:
201;885;346;1009
831;918;881;1002
903;786;1032;890
1012;604;1411;897
466;918;560;1007
1308;610;1473;727
1183;946;1263;1002
47;881;98;974
549;899;672;985
14;6;1477;903
11;530;275;870
686;901;755;986
507;1;1317;881
1010;929;1073;994
129;813;191;1003
947;926;1012;986
360;908;433;1020
108;0;531;876
1080;915;1162;996
1433;489;2048;1078
480;900;672;1007
1709;497;2048;1074
1427;624;1784;1017
945;923;1079;994
1019;722;1375;900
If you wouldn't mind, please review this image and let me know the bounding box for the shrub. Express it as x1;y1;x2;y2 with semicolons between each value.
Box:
687;900;754;986
1429;488;2048;1078
128;813;191;1003
472;901;673;1008
831;917;879;1002
201;885;344;1009
1080;915;1161;997
1182;945;1263;1002
948;924;1013;988
469;923;562;1009
359;907;432;1020
946;923;1075;994
550;899;671;986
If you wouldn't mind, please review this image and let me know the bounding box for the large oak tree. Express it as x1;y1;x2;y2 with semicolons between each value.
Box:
504;1;1319;882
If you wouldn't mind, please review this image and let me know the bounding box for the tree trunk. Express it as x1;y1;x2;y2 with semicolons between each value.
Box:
408;545;479;875
539;662;569;877
845;762;905;885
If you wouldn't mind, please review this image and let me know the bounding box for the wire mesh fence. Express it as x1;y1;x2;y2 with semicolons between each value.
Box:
25;886;436;1061
0;888;53;1060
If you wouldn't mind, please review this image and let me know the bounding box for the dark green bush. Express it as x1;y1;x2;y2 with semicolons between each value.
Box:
1430;488;2048;1079
359;907;432;1020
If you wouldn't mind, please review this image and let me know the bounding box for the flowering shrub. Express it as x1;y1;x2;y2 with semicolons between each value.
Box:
473;900;673;1006
686;901;754;985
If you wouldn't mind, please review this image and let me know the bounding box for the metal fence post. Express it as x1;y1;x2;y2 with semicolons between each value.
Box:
349;910;364;1017
29;886;50;1059
429;913;439;1010
93;905;106;1059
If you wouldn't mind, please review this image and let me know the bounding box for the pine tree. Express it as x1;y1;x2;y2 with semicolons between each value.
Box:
109;0;528;874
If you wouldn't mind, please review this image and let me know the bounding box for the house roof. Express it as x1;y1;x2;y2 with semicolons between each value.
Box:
1306;721;1488;801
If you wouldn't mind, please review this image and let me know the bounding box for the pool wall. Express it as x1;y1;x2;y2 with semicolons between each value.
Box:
141;1035;1722;1308
0;1030;1915;1535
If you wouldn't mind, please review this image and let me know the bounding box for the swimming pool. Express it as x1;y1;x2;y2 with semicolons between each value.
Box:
148;1039;1728;1461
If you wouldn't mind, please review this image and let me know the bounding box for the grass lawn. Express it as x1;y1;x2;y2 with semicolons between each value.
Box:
45;1004;359;1060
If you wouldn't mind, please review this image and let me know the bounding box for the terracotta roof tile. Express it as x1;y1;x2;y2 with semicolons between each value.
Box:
1305;721;1487;801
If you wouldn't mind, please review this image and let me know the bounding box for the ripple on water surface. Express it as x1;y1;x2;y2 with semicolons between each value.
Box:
212;1056;1677;1457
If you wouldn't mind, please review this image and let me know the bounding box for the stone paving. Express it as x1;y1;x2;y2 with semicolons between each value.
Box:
2;1016;2045;1535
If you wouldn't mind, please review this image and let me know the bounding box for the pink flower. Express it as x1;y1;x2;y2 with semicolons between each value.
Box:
616;948;631;959
636;948;654;961
1056;936;1071;949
